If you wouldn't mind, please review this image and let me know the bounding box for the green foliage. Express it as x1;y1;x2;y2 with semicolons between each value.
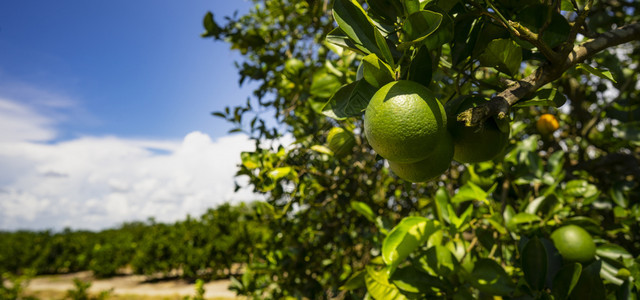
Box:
202;0;640;298
183;279;206;300
64;278;110;300
0;202;267;283
0;271;37;300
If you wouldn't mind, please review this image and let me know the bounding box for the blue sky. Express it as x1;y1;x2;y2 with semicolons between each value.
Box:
0;1;270;230
0;0;253;141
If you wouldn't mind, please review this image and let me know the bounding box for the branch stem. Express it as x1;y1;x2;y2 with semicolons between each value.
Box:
458;22;640;127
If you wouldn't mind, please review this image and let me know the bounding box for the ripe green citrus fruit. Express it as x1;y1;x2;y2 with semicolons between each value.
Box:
388;132;453;182
283;58;304;78
364;80;447;163
445;95;510;163
550;225;596;263
327;127;356;158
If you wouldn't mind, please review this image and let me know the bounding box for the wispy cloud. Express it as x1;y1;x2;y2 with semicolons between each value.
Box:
0;98;57;142
0;95;258;231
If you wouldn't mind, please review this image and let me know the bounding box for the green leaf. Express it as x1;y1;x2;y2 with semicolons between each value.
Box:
503;205;516;227
360;54;394;89
211;111;226;119
434;187;450;224
447;204;473;229
451;181;489;204
399;10;443;50
525;194;558;215
470;259;515;296
478;38;522;76
577;64;617;83
326;27;368;55
403;0;420;15
382;217;439;270
332;0;393;64
596;244;633;261
452;16;481;66
569;260;606;299
514;4;571;49
364;265;408;300
422;7;454;50
268;167;293;180
600;258;625;286
351;201;376;222
407;46;433;87
609;182;630;208
513;88;567;108
563;180;598;198
552;263;582;300
366;0;400;24
240;152;260;169
340;269;365;290
548;151;565;177
321;80;376;120
561;0;576;11
446;239;475;273
374;27;395;67
310;145;334;155
415;245;458;278
201;12;222;38
390;265;444;294
522;237;547;291
310;68;342;98
507;213;540;231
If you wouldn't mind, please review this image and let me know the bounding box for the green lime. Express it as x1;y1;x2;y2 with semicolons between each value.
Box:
364;80;448;163
550;225;596;263
445;95;510;163
388;132;453;182
283;58;304;78
327;127;356;158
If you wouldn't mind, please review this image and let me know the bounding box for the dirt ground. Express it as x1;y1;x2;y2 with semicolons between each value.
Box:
24;271;240;300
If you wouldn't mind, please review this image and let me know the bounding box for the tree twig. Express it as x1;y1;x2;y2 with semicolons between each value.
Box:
457;22;640;127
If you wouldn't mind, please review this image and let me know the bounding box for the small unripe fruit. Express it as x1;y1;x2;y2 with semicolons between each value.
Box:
445;95;510;163
550;225;596;263
327;127;356;158
536;114;559;137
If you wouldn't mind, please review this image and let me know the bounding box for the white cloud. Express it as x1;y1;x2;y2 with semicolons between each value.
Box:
0;98;57;142
0;98;259;231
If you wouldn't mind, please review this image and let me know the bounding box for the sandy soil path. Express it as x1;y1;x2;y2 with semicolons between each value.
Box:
25;271;239;299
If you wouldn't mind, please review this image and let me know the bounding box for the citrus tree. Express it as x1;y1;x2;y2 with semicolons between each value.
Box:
203;0;640;298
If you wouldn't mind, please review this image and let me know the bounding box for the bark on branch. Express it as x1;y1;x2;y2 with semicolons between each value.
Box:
458;22;640;127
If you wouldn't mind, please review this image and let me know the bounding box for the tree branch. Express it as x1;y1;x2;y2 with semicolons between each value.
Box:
458;22;640;127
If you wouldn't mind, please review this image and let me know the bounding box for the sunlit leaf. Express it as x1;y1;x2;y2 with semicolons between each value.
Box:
364;265;408;300
359;54;394;88
382;217;439;270
577;63;617;83
351;201;376;222
332;0;393;64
